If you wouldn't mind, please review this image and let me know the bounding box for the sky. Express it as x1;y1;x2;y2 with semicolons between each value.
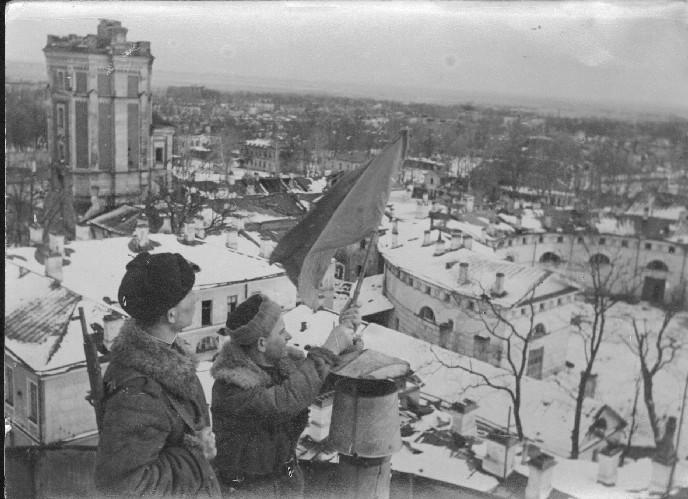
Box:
6;1;688;114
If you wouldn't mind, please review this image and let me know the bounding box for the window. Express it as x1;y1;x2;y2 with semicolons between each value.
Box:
646;260;669;272
425;285;431;295
521;308;527;316
28;380;38;424
599;238;606;245
522;237;527;244
527;347;544;379
557;236;564;243
58;141;66;162
356;265;363;277
75;71;88;93
196;335;219;354
557;298;562;306
534;323;546;337
577;237;584;244
539;303;545;311
669;246;676;254
408;277;414;287
226;295;238;321
155;147;164;163
474;336;490;362
201;300;212;326
467;301;475;311
538;236;544;243
360;240;367;250
334;263;345;280
645;243;652;250
419;306;435;323
621;240;629;248
508;239;513;246
5;367;14;407
57;104;66;131
127;75;139;98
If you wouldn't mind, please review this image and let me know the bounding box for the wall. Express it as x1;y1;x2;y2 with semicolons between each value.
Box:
43;369;97;444
494;233;688;306
5;356;42;444
383;262;576;376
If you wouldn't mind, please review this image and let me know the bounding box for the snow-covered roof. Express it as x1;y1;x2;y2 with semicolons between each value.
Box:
4;261;113;374
378;237;564;307
331;274;394;317
245;138;273;148
5;234;288;307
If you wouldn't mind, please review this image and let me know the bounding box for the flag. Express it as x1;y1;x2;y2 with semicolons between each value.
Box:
271;131;408;309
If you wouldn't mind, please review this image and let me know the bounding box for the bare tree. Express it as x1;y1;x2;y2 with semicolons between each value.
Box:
431;285;542;440
569;240;638;458
621;376;642;466
623;298;683;446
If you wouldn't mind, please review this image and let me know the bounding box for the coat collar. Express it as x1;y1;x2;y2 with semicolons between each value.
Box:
108;319;200;400
210;339;295;390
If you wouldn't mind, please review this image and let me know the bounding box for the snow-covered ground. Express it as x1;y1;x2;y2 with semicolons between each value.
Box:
553;300;688;458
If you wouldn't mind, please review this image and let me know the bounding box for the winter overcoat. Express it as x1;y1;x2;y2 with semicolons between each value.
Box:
95;320;221;498
210;341;336;482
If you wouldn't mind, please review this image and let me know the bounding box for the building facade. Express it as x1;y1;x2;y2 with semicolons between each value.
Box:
44;19;167;205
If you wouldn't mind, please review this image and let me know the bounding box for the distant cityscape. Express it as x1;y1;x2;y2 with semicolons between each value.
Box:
5;17;688;499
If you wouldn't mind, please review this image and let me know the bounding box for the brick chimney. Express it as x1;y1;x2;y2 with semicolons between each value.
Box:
135;219;150;247
226;227;239;250
183;221;196;243
448;399;478;437
48;232;65;256
463;235;473;250
433;239;446;256
75;223;91;241
45;252;63;282
450;233;462;250
491;272;506;297
259;237;273;259
422;230;432;246
158;215;172;234
483;432;520;479
597;443;623;486
525;452;556;499
458;262;469;283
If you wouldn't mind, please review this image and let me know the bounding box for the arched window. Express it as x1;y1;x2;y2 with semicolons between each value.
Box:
646;260;669;272
539;252;561;265
589;253;610;266
419;306;435;323
533;323;546;337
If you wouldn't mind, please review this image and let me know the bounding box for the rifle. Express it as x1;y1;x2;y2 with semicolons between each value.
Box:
79;306;104;433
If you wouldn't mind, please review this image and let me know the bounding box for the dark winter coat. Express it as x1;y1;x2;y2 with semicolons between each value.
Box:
95;320;221;498
210;341;336;482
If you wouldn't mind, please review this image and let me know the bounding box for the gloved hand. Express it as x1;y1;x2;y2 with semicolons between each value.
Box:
339;302;362;331
322;325;354;355
197;426;216;461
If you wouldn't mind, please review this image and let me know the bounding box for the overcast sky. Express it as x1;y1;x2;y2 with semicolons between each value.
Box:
6;1;688;113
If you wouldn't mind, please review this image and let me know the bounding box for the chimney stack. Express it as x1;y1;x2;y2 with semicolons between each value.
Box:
483;432;520;479
226;227;239;250
448;399;478;437
30;223;44;246
492;272;506;297
422;230;432;247
228;170;236;186
194;216;205;239
463;235;473;250
135;220;150;247
433;239;446;256
45;252;63;282
582;372;598;398
183;221;196;243
597;443;623;486
48;232;65;256
450;233;462;250
259;237;273;259
75;223;91;241
458;262;469;283
391;219;400;248
544;215;553;230
159;215;172;234
525;452;557;499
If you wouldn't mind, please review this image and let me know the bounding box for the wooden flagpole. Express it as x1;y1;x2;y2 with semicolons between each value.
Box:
349;230;379;306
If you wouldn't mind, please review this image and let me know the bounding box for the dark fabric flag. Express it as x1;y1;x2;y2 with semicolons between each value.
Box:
271;131;408;309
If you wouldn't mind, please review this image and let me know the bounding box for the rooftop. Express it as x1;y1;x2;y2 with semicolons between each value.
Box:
5;234;292;311
44;20;152;58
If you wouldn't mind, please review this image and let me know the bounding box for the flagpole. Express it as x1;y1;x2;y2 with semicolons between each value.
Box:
350;230;379;306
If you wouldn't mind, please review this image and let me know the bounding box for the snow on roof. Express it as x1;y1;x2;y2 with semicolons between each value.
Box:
378;238;559;307
625;204;686;221
308;178;327;194
5;234;287;307
595;216;637;236
203;232;261;257
331;274;394;317
245;138;273;148
279;307;610;459
4;261;113;374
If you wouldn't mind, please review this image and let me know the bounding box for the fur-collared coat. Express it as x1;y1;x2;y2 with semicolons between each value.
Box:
95;320;221;498
210;341;336;481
